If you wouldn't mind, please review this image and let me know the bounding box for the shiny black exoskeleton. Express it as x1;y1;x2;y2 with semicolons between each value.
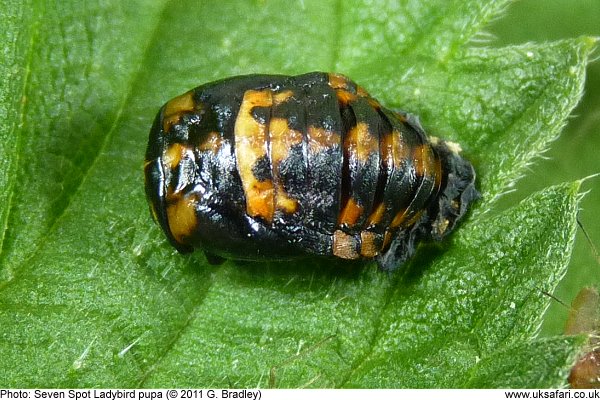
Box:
144;72;479;271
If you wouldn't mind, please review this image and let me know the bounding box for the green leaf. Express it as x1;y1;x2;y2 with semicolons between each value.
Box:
0;0;595;388
345;182;583;388
0;1;32;271
465;336;588;388
488;0;600;337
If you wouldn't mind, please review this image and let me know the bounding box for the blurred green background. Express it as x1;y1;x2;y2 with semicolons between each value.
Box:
490;0;600;335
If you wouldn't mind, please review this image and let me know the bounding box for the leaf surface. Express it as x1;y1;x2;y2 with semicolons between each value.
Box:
0;0;594;387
